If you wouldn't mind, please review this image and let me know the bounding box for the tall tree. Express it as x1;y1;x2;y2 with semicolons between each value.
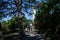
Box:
14;0;37;40
14;0;24;40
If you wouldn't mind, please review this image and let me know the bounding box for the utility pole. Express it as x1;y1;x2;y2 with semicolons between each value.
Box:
14;0;24;40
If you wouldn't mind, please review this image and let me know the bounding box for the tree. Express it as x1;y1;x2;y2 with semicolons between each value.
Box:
14;0;37;40
7;17;18;32
0;1;7;39
35;0;60;39
0;22;4;40
0;0;18;40
14;0;24;40
22;16;29;29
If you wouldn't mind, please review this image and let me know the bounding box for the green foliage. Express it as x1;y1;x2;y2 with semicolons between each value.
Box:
35;0;60;39
2;16;29;34
1;16;18;34
22;16;32;29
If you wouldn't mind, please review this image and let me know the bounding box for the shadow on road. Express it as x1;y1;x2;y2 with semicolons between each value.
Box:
22;35;46;40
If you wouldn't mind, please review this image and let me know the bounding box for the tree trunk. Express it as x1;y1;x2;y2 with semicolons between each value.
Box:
0;22;4;40
14;0;24;40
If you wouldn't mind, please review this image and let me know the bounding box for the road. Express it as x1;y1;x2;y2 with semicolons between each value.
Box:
3;29;46;40
23;29;46;40
22;33;46;40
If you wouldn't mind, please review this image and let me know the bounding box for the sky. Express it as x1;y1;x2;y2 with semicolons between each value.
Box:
22;0;41;20
1;0;42;21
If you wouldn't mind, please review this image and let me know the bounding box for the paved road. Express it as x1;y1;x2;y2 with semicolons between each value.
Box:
24;30;45;40
4;30;46;40
23;36;40;40
22;34;46;40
